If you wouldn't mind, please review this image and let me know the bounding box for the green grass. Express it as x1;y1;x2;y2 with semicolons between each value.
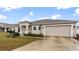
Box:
0;32;40;51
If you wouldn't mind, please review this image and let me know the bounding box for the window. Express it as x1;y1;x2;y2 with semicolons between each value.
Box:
73;25;75;28
39;26;41;30
18;27;20;32
33;26;36;30
42;27;44;29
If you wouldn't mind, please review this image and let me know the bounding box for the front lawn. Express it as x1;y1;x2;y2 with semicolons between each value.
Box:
0;32;40;51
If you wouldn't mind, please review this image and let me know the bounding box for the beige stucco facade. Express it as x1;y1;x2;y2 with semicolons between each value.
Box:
31;24;76;37
19;20;77;37
31;25;42;34
19;22;30;35
0;20;77;37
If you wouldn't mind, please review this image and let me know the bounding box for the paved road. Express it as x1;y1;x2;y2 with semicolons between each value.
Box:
13;37;79;51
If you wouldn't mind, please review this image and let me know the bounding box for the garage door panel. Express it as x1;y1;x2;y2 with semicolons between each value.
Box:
45;26;71;36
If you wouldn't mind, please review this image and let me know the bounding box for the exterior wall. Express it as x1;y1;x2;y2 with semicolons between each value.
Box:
41;26;45;36
10;27;15;31
72;24;76;37
0;28;5;32
32;25;42;34
76;29;79;34
31;24;76;37
15;27;19;32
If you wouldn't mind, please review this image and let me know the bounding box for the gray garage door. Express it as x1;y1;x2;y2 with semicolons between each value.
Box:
45;25;71;37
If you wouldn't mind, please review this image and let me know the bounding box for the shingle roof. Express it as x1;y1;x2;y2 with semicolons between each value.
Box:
0;19;78;27
5;24;19;28
0;23;19;28
32;19;78;25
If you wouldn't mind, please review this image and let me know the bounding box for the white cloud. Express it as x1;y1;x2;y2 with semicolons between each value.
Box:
21;17;49;21
51;15;61;19
37;17;49;20
35;15;61;20
3;7;15;11
20;17;31;22
57;7;71;10
73;8;79;16
29;11;34;16
20;11;34;22
0;15;7;20
1;7;21;11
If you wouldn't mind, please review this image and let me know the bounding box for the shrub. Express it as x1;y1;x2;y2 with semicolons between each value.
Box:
12;32;20;37
7;30;20;38
74;34;79;41
24;33;44;37
7;30;15;34
76;34;79;38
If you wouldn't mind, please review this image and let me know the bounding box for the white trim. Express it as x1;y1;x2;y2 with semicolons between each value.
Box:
74;24;77;37
43;26;45;36
71;24;73;37
71;24;77;37
4;27;7;32
20;25;22;34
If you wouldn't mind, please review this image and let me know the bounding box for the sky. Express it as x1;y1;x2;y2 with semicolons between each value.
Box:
0;7;79;24
0;0;79;24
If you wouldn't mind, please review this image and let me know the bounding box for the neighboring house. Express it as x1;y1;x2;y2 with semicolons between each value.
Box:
0;23;19;32
19;19;77;37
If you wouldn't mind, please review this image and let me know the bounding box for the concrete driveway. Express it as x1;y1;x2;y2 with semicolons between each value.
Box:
13;36;79;51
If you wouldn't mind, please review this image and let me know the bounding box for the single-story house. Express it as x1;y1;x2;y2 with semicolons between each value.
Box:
0;19;78;37
0;23;19;32
19;19;77;37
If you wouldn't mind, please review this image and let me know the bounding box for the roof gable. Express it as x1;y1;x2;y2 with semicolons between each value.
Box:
19;20;31;24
